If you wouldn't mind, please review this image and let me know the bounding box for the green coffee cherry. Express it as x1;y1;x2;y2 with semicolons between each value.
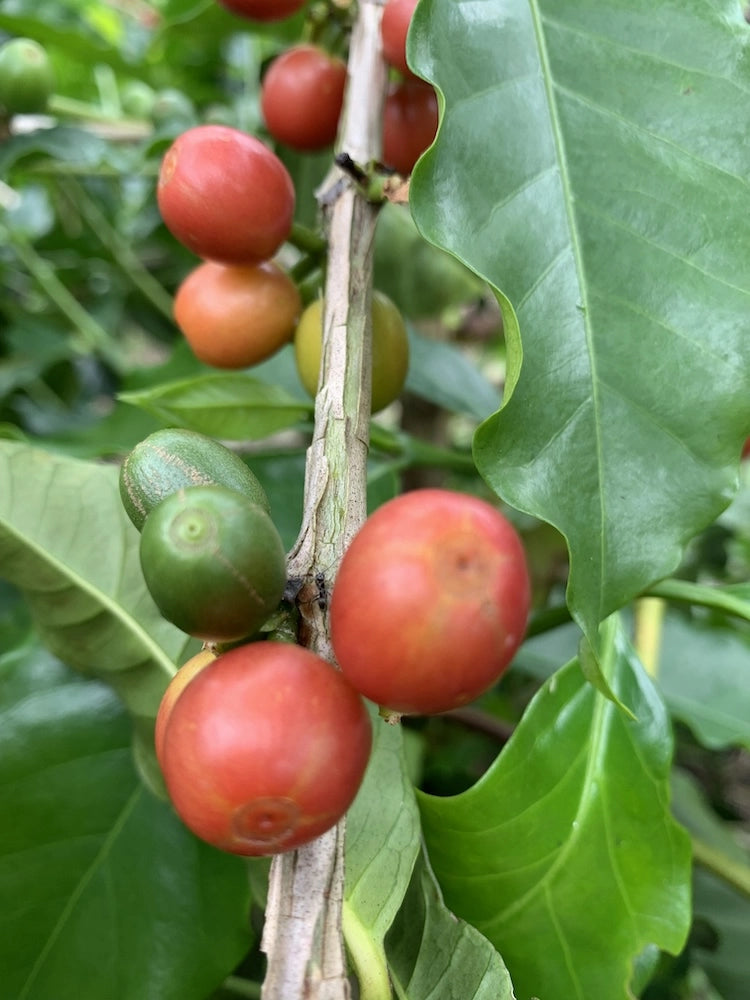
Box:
0;38;55;115
120;428;269;532
139;485;287;642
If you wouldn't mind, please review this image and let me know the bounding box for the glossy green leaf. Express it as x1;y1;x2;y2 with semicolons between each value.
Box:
0;642;251;1000
418;617;691;1000
119;373;312;442
249;344;311;401
344;711;421;999
385;852;516;1000
519;603;750;750
0;441;191;734
410;0;750;643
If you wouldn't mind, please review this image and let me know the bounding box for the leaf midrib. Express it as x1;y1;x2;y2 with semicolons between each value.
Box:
17;785;143;1000
529;0;606;623
493;662;612;926
0;515;175;678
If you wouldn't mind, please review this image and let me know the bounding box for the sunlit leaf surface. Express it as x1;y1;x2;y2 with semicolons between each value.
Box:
419;620;691;1000
410;0;750;641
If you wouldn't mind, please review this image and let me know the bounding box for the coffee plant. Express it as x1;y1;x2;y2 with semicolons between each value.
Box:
0;2;749;999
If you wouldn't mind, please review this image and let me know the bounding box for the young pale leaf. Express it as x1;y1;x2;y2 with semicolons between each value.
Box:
344;711;421;998
418;617;691;1000
409;0;750;645
0;441;190;728
385;851;516;1000
119;373;312;441
0;644;251;1000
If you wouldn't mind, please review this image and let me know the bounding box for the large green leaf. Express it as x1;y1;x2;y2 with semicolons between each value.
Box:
517;603;750;751
0;640;251;1000
0;441;192;735
385;852;516;1000
410;0;750;642
418;618;691;1000
0;126;128;174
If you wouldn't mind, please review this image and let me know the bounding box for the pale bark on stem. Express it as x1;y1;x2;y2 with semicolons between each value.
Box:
260;3;387;999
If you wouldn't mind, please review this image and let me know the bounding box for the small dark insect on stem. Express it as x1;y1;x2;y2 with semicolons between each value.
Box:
334;151;370;184
314;572;328;612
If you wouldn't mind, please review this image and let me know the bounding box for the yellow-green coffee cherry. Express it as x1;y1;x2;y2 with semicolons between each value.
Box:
120;428;269;532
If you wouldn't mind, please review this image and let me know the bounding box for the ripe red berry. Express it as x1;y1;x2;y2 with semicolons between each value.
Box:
382;78;438;175
261;45;347;152
157;125;295;264
330;489;531;716
158;642;373;855
215;0;307;21
380;0;420;77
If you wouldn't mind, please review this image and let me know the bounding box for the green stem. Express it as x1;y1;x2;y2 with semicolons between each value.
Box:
59;177;175;321
289;254;322;286
296;268;325;306
342;902;393;1000
691;836;750;901
368;424;476;473
220;976;262;998
47;94;124;122
645;578;750;624
407;436;477;472
7;229;124;369
287;221;328;257
632;596;666;679
29;161;145;178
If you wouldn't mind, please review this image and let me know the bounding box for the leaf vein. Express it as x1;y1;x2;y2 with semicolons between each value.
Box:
554;80;750;188
540;13;750;99
17;787;143;1000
